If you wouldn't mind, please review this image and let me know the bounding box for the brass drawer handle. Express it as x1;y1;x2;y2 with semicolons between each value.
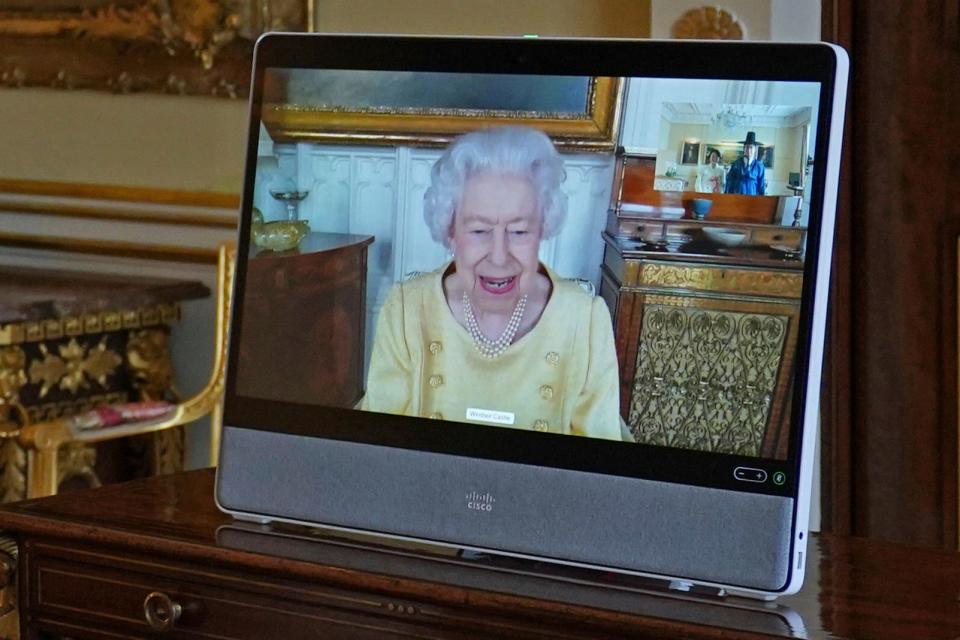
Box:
143;591;182;632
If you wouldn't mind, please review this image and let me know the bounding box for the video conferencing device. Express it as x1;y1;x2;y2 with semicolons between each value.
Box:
216;34;848;599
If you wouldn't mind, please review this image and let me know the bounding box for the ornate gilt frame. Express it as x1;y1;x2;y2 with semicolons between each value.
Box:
261;76;624;151
0;0;311;98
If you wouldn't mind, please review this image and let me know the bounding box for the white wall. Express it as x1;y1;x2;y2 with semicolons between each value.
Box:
0;89;247;192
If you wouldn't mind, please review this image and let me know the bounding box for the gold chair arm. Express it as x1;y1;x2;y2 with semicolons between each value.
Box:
17;243;235;498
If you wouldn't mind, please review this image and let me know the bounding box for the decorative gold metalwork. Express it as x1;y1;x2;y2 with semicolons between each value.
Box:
261;77;624;152
0;534;19;639
0;442;25;503
127;329;176;401
151;427;184;476
671;7;745;40
628;303;789;457
18;244;234;498
0;304;182;347
28;338;123;398
26;391;128;425
28;346;65;398
58;443;100;489
0;346;28;503
0;347;26;402
631;263;803;298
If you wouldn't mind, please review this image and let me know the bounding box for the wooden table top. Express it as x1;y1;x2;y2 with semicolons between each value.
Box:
0;265;210;323
0;468;957;640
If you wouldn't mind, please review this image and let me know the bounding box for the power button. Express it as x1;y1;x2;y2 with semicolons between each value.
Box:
734;467;768;483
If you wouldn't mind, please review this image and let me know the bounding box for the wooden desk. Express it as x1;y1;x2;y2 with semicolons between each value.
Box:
0;267;209;501
0;469;956;639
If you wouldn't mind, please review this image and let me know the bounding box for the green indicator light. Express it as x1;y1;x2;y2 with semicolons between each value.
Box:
523;34;539;38
773;471;786;486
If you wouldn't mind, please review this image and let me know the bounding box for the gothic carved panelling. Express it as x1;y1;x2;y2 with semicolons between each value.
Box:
629;303;789;456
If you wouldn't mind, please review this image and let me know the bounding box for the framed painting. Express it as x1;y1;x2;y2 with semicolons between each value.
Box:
680;141;701;165
706;141;743;166
761;145;775;168
260;70;624;151
0;0;310;98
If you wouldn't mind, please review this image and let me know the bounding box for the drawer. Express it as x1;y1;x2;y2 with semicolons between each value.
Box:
24;541;591;640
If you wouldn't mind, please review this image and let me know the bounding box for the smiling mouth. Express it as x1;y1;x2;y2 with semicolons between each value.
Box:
479;275;517;294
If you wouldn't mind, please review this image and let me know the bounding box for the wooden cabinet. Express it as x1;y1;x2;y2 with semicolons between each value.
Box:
24;541;467;640
0;469;957;640
600;233;803;459
236;233;373;408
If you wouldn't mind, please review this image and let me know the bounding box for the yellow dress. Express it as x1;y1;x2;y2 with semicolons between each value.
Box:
362;263;622;440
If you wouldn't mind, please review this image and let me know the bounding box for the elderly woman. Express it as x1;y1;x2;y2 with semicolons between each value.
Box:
362;126;621;440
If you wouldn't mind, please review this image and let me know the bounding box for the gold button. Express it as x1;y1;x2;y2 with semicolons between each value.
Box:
429;375;443;388
545;352;560;366
533;419;549;432
429;412;443;420
429;341;442;355
540;385;554;400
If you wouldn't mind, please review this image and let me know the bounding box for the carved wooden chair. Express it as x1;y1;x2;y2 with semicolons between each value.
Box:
16;244;235;499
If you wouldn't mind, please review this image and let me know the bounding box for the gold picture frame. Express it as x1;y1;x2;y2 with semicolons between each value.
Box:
261;75;624;151
0;0;310;98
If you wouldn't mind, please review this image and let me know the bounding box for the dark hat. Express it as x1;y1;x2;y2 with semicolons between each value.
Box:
739;131;763;146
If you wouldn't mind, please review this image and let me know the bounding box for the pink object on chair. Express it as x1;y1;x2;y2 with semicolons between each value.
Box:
70;401;174;431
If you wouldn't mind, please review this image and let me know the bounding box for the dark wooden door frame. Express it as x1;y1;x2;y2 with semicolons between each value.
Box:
820;0;854;537
820;0;960;548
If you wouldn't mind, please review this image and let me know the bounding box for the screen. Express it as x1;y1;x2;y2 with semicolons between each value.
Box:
230;62;826;493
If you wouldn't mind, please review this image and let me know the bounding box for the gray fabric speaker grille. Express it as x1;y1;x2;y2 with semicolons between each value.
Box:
218;426;793;591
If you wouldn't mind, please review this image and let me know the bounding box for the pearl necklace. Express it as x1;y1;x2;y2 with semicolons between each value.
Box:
461;291;527;359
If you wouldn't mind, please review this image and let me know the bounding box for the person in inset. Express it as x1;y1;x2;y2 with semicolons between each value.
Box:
696;148;726;193
362;126;623;440
724;131;767;195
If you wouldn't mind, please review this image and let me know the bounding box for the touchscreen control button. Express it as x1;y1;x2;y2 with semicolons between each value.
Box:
545;352;560;366
734;467;768;483
540;385;554;399
428;375;443;388
429;412;443;420
429;341;442;355
533;419;549;432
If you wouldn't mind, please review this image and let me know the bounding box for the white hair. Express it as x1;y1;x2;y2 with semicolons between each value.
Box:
423;126;567;248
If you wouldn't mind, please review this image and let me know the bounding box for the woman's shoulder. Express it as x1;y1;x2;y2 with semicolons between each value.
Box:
387;265;446;301
550;273;595;301
546;272;613;325
547;273;603;320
